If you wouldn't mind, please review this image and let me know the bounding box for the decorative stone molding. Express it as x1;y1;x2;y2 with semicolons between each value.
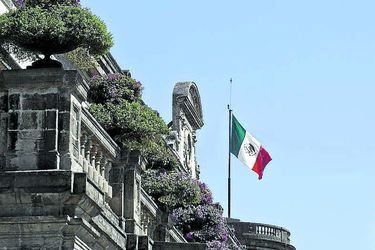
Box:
170;81;204;179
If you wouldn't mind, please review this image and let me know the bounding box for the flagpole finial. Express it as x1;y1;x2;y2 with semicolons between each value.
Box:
229;78;233;109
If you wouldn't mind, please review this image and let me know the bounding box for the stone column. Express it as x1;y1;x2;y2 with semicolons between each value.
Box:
109;150;147;235
0;68;88;171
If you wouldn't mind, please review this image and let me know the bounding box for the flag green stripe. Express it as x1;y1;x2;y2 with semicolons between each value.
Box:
230;114;246;156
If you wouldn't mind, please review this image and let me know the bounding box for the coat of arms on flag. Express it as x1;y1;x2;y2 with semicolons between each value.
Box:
229;114;272;180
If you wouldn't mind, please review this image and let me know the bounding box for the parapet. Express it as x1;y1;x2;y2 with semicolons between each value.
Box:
227;219;296;250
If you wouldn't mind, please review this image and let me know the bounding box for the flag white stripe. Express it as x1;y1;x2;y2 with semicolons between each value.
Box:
237;132;261;169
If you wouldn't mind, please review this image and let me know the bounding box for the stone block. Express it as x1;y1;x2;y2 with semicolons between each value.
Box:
73;172;87;194
9;153;38;171
36;130;58;151
0;113;8;154
36;152;59;170
58;131;71;153
8;93;19;110
22;92;58;110
57;92;71;111
8;111;18;130
138;235;153;250
7;131;17;151
0;93;7;111
19;111;39;130
126;234;138;250
109;166;124;183
42;110;58;129
109;183;124;217
58;111;72;131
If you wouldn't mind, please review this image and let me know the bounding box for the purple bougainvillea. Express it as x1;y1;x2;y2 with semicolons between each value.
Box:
14;0;24;7
142;170;201;209
171;203;229;248
196;180;213;205
88;73;143;104
142;169;229;248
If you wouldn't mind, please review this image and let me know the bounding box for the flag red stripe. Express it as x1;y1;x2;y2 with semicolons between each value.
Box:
252;146;272;180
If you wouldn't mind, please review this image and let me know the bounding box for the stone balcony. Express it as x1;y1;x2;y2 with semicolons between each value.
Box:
0;67;213;249
0;68;130;249
228;219;296;250
0;69;119;198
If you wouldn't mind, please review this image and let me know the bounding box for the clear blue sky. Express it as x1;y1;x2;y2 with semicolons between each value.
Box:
82;1;375;249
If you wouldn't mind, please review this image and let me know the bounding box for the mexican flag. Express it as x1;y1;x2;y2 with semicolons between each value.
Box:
230;114;272;180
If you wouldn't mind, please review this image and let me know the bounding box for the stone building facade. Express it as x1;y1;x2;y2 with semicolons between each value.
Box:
0;1;296;249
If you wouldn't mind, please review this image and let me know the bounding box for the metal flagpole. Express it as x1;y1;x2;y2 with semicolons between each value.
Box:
228;78;233;219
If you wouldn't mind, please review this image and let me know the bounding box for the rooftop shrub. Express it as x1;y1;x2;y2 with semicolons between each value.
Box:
88;73;178;169
0;0;113;67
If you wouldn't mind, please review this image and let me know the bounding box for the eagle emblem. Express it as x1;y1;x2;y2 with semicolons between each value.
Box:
245;143;257;156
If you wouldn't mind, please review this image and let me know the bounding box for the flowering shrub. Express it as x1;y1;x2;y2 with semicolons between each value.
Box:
142;170;201;209
88;73;143;104
171;203;228;247
142;169;228;247
0;0;112;65
88;74;177;169
197;181;213;205
66;47;98;71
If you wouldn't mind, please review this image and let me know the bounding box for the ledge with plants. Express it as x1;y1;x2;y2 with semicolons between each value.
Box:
87;73;178;170
87;73;231;249
142;170;229;249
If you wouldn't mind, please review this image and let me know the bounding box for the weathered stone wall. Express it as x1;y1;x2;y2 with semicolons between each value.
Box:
0;69;128;250
0;69;87;171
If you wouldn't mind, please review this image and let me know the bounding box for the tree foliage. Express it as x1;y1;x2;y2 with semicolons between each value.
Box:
66;47;98;71
88;74;143;104
0;0;112;58
88;73;177;169
142;169;229;248
142;170;201;209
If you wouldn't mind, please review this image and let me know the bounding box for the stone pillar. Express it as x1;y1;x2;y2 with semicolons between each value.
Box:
109;150;147;234
0;69;88;171
0;90;8;168
109;160;125;225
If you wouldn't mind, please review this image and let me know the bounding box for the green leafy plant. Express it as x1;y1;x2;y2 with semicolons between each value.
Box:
66;47;98;71
88;74;143;104
0;0;113;67
142;169;229;248
88;73;178;169
142;170;201;209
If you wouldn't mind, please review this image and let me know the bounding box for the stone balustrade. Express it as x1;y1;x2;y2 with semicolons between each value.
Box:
227;219;295;249
79;107;120;198
244;222;291;244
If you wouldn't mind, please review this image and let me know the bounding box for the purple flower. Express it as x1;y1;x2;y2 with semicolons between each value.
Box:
185;232;194;240
221;232;228;242
15;0;24;6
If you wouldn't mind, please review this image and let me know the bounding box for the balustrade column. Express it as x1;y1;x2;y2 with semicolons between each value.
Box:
80;132;88;165
98;155;107;190
87;143;96;180
95;150;103;184
83;135;92;173
106;161;113;198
